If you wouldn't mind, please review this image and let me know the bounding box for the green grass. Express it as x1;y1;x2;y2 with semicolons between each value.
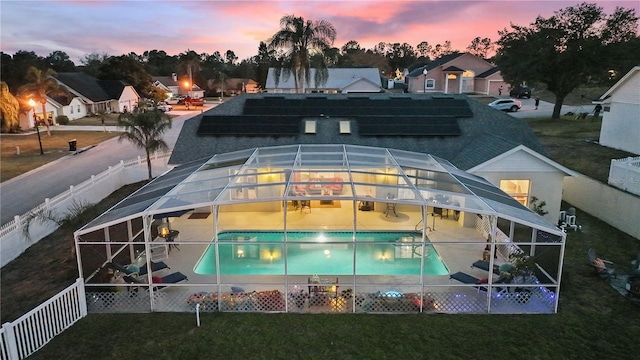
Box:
19;203;640;359
0;131;120;182
526;117;635;183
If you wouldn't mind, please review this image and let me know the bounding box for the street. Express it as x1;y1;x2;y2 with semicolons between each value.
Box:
0;107;211;225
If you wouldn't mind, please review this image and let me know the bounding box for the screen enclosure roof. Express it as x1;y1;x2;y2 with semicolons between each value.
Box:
77;144;563;236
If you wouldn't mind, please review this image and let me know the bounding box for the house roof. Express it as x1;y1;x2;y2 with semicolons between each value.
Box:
407;53;466;77
597;65;640;101
54;72;128;102
168;93;546;171
476;67;501;78
153;76;203;91
265;68;382;90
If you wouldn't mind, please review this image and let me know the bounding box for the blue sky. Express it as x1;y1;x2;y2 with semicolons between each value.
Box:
1;0;637;64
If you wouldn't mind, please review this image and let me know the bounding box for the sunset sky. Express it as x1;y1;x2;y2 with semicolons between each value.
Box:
2;0;638;64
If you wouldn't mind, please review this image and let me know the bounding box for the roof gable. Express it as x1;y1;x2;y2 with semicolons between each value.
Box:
598;66;640;100
54;72;128;102
467;145;578;176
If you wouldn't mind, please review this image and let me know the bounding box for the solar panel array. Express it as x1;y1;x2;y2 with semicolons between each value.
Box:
197;97;471;136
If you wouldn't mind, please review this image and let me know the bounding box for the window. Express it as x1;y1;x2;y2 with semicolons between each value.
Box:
70;106;73;114
77;105;81;113
499;179;530;205
425;79;435;89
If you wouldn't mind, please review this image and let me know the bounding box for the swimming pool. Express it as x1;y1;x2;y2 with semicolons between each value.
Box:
193;231;449;276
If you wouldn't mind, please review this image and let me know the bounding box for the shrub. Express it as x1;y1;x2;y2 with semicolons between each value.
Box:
56;115;69;125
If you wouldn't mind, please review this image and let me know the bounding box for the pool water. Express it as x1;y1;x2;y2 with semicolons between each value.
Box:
194;231;449;276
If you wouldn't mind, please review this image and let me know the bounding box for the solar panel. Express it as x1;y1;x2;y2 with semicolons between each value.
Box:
197;116;300;136
358;117;461;136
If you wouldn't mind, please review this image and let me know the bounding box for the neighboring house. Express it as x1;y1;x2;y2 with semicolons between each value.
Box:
29;95;88;125
594;65;640;155
54;72;140;114
152;73;205;99
264;68;383;93
207;78;261;96
170;93;574;222
406;53;508;95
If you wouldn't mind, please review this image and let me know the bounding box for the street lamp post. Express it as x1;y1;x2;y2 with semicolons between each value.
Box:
423;68;428;93
28;99;44;155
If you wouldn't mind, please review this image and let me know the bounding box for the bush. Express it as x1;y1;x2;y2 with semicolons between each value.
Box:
56;115;69;125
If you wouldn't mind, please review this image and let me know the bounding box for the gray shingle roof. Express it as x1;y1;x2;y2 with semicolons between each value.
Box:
169;93;545;171
54;72;127;102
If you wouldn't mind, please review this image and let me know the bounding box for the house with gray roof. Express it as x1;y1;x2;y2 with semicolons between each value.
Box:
169;93;575;222
152;73;205;99
406;53;508;96
54;72;140;113
265;68;383;93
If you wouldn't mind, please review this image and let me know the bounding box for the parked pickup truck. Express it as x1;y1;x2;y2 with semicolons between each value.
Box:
179;97;205;106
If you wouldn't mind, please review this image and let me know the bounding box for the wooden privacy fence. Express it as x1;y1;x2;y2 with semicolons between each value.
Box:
1;279;86;360
0;152;172;267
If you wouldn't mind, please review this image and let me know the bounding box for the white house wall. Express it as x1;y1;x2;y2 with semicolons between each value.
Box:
117;86;140;113
599;71;640;155
470;151;568;223
600;102;640;155
64;98;88;121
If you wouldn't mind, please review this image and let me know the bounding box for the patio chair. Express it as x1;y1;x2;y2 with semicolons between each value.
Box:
123;271;188;290
449;272;509;292
471;260;501;275
108;261;169;277
587;248;615;281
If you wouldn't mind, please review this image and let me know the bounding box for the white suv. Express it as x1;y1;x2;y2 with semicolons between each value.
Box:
488;98;522;112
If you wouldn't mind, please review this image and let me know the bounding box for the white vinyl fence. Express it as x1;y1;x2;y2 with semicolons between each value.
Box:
1;279;86;360
609;156;640;196
0;152;172;267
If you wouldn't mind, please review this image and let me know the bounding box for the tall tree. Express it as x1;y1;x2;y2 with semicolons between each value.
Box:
178;50;203;95
117;109;171;180
98;55;153;95
267;15;337;93
430;41;454;59
466;37;494;59
45;51;76;72
495;3;638;118
416;41;432;60
80;52;109;77
18;66;64;135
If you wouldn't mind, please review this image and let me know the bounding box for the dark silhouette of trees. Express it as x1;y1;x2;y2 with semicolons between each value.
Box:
496;2;638;118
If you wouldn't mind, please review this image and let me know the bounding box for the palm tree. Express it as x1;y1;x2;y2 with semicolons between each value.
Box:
267;15;336;93
117;108;171;180
178;50;202;96
18;66;64;136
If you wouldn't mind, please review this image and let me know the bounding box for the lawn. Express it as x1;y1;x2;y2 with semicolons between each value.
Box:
22;203;640;359
526;116;636;183
0;131;120;182
2;93;639;358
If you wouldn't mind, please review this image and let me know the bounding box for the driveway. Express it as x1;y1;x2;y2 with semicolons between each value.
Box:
0;105;216;225
506;97;597;119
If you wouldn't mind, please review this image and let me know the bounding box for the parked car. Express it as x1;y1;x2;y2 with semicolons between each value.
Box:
488;98;522;112
509;85;531;98
178;96;205;106
165;96;185;105
157;103;173;112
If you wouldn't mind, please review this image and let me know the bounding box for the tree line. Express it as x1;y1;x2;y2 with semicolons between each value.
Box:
1;2;638;120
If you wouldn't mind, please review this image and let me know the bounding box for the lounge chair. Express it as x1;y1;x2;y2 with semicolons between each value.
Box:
108;261;169;277
587;248;615;281
123;271;188;290
471;260;501;275
449;272;509;292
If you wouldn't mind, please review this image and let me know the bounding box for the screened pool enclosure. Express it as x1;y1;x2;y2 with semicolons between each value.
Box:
76;144;566;314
